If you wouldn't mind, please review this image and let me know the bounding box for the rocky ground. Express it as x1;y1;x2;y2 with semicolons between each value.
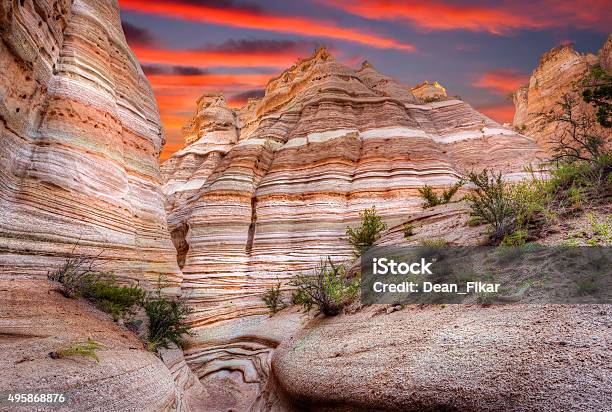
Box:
273;304;611;411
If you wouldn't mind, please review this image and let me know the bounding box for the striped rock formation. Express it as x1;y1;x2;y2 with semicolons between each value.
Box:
0;0;180;286
161;47;545;395
512;40;609;150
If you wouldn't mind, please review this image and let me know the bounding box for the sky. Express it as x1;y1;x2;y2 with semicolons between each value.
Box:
118;0;610;160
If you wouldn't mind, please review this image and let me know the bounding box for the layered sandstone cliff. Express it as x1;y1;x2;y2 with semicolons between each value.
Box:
162;47;543;329
0;0;180;286
161;48;545;406
512;40;609;149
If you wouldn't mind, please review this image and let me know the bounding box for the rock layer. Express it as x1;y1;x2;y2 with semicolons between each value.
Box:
162;48;544;331
0;0;180;286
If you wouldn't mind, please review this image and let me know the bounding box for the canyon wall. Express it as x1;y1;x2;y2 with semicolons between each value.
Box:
162;48;543;330
0;0;181;287
161;48;545;403
512;37;612;149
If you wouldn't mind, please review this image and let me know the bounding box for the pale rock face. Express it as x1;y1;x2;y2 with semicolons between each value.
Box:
161;48;545;400
0;0;180;286
411;80;448;101
511;43;601;149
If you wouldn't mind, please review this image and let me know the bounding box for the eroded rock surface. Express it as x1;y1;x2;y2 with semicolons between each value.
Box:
512;40;611;150
273;304;611;411
162;48;544;331
0;279;205;411
0;0;180;287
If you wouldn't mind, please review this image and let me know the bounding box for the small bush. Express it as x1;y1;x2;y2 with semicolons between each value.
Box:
465;170;516;242
419;238;447;248
84;280;145;321
48;255;102;298
144;284;194;351
418;181;464;208
51;338;103;363
290;257;359;316
262;282;286;315
403;223;415;240
49;256;145;321
346;206;388;256
500;230;528;247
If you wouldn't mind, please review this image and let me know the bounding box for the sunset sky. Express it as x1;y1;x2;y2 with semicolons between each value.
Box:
118;0;610;160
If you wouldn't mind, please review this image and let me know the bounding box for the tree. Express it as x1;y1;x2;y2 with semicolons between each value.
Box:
540;94;607;164
582;64;612;128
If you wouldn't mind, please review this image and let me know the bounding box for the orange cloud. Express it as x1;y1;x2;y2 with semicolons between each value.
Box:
322;0;611;34
120;0;414;51
132;47;299;69
478;103;516;124
148;73;271;89
149;72;272;161
473;69;528;95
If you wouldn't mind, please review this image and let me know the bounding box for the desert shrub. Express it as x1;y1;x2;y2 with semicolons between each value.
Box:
576;275;599;295
262;282;286;315
403;223;415;240
346;206;388;256
49;256;145;321
465;170;517;241
500;230;528;247
51;338;103;363
418;181;464;208
419;238;447;248
581;64;611;128
47;255;103;298
84;280;145;322
290;257;359;316
544;155;611;210
144;284;194;351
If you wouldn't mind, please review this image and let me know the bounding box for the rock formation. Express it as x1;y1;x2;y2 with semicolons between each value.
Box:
0;0;181;287
161;47;546;406
411;80;447;102
162;47;543;329
511;41;609;149
273;303;611;411
1;277;206;411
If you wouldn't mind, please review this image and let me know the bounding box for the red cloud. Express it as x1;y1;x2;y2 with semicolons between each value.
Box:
150;72;272;160
473;69;528;95
132;46;300;69
477;103;516;124
120;0;414;51
322;0;611;34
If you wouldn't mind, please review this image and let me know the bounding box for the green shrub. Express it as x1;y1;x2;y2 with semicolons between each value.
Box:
418;181;464;208
419;238;447;248
346;206;388;256
47;255;102;298
544;156;611;211
403;223;415;240
48;256;145;321
262;282;286;315
465;170;516;241
51;338;103;363
500;230;528;247
144;286;194;351
84;280;145;321
290;257;359;316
